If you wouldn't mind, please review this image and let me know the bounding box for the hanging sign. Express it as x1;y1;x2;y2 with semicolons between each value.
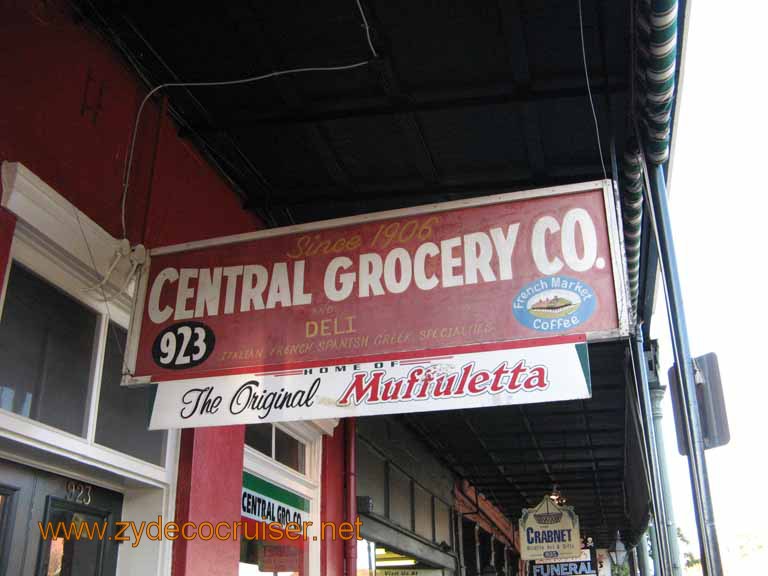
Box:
124;180;626;390
379;571;443;576
520;497;582;561
261;546;302;573
148;335;590;429
530;550;597;576
531;559;596;576
241;472;309;528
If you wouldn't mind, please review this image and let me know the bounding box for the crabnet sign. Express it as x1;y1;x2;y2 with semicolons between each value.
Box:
520;497;582;561
149;335;590;429
124;181;626;427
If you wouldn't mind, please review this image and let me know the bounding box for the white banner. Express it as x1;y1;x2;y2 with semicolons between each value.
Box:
149;335;590;429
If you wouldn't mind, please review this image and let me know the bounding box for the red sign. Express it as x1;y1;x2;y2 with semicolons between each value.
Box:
125;181;628;385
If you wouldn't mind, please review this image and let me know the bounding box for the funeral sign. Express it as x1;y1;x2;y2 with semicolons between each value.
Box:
125;180;626;390
530;550;597;576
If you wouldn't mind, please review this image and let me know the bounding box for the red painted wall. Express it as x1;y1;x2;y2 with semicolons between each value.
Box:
0;0;260;247
321;424;347;576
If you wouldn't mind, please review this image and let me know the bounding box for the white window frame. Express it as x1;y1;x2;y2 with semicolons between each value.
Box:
243;420;333;576
0;161;179;576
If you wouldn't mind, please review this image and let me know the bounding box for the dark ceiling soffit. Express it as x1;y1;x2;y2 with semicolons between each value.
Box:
246;80;628;126
270;168;605;210
75;0;627;229
74;1;280;227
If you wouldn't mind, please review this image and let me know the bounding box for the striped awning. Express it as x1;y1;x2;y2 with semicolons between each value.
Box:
622;0;679;310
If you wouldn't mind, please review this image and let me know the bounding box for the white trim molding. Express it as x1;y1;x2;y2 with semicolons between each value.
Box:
1;161;134;311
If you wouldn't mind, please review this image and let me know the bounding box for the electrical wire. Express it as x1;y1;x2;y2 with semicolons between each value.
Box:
577;0;608;181
355;0;379;58
119;0;381;237
119;60;371;238
73;207;128;367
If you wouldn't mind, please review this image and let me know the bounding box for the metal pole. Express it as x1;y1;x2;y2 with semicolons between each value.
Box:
649;378;682;575
648;522;662;576
637;533;652;576
475;524;482;575
632;330;672;576
645;163;722;575
628;548;639;576
457;512;467;576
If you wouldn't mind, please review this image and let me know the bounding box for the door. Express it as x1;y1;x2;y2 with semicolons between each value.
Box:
0;458;123;576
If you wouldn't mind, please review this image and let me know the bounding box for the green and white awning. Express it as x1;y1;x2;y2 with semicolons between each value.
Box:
622;0;680;310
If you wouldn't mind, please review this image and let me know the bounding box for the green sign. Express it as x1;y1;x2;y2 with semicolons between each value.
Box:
241;472;309;527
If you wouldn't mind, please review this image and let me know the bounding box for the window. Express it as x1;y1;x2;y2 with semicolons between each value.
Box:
388;466;411;529
357;441;387;516
95;323;167;465
245;424;306;474
275;428;305;474
0;260;167;466
40;500;110;576
245;424;272;457
413;484;433;540
0;263;97;436
434;499;452;546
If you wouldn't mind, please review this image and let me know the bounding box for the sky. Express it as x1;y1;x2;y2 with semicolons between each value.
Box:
649;1;768;572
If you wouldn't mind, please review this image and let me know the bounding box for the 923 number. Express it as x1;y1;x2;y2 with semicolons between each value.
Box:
151;322;215;369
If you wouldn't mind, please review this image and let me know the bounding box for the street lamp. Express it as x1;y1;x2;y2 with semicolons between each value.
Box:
609;531;627;566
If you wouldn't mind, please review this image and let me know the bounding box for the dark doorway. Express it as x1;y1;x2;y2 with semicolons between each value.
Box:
0;458;123;576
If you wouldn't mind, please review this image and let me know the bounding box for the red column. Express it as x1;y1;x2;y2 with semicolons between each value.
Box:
344;418;357;576
321;424;346;576
172;425;245;576
0;206;17;295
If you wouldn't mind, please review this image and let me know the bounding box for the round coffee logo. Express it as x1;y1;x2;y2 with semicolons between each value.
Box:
513;276;596;332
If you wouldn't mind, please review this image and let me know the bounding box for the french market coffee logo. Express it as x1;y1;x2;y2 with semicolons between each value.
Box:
152;321;216;369
513;276;596;332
